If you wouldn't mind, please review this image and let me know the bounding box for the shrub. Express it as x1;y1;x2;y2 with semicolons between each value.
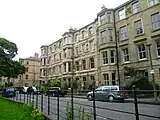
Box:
50;79;61;87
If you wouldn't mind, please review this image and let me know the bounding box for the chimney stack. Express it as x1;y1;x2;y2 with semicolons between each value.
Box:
34;53;39;58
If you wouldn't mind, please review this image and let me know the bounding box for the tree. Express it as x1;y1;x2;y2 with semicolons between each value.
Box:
50;79;61;87
72;80;78;90
0;38;25;82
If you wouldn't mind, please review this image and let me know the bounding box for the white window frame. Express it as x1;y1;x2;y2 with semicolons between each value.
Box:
137;43;146;60
100;14;106;25
132;1;140;14
120;26;127;40
108;29;114;41
103;73;109;85
88;27;93;35
148;0;159;7
100;30;107;44
135;19;144;35
110;50;115;64
102;51;108;65
151;12;160;30
122;48;130;63
118;8;126;20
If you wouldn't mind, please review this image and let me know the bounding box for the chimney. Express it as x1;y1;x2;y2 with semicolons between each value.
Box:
34;53;39;58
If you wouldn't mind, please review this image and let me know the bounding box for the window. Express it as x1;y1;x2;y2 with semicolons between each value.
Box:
75;61;79;71
103;73;109;85
102;51;108;64
59;65;61;73
137;44;146;60
120;26;127;40
132;1;140;14
156;40;160;56
26;61;29;65
90;76;95;81
82;31;85;39
82;59;86;70
107;13;112;22
122;48;130;62
82;44;85;53
54;54;56;62
110;50;115;63
90;57;95;68
64;49;67;58
100;14;106;24
86;44;89;51
44;58;46;65
88;27;93;35
100;30;107;44
111;73;116;85
152;13;160;30
25;67;28;72
64;37;67;45
64;63;66;72
48;56;51;64
118;8;125;20
135;20;143;35
89;40;94;51
26;75;28;79
83;77;86;89
68;62;71;72
68;49;72;58
75;34;78;42
49;47;52;53
148;0;159;6
108;29;113;41
75;46;78;55
59;53;61;60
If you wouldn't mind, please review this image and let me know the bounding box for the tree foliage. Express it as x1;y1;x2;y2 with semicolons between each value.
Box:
50;79;61;87
0;38;25;79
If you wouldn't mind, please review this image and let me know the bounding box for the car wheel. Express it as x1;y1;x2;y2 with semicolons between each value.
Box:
108;96;114;102
87;95;93;101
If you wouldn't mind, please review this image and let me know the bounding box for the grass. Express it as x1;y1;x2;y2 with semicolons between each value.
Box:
0;97;44;120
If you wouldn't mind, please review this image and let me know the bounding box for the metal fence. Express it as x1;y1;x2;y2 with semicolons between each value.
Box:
11;87;160;120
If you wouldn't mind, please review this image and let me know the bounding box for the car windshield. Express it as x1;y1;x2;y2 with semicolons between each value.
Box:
111;87;118;91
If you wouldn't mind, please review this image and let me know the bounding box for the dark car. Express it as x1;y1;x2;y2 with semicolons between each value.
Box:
45;87;68;97
2;88;16;97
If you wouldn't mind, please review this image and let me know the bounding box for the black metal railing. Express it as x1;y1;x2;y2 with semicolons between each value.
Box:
8;86;160;120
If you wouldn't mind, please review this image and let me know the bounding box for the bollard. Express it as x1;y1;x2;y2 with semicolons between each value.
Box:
48;93;50;115
92;87;96;120
132;85;139;120
57;90;59;120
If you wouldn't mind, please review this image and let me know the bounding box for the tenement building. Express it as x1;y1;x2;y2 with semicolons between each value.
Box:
15;53;41;87
40;0;160;88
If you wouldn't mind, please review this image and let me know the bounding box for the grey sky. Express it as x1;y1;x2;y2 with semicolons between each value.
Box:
0;0;128;60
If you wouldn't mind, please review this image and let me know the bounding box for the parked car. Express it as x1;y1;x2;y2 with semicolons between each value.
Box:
2;88;16;97
87;86;128;102
45;87;68;97
27;86;38;94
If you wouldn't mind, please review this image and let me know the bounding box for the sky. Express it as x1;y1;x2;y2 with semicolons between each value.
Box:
0;0;128;60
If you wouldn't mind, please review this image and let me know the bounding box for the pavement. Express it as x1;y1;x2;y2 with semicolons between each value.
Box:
12;94;160;120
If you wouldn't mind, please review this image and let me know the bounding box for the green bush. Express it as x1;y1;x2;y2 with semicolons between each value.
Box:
123;77;153;90
50;79;61;87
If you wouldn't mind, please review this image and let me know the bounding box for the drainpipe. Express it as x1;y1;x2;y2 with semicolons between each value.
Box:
113;10;121;86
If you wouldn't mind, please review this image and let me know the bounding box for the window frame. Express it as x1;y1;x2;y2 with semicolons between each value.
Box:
110;50;115;64
102;51;108;65
103;73;109;85
132;1;140;14
151;12;160;30
156;40;160;57
90;57;95;69
122;48;130;63
100;30;107;44
118;8;126;20
120;26;127;40
137;43;147;60
108;29;114;41
100;13;106;25
135;19;144;35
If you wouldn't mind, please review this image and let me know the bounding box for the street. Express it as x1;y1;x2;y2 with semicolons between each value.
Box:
14;94;160;120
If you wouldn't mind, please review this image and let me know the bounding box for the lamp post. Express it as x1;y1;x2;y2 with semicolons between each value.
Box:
146;44;157;101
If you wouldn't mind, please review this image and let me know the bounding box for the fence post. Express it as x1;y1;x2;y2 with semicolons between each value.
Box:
41;91;43;112
20;92;21;101
27;93;28;104
36;91;38;109
24;93;26;103
92;87;96;120
132;85;139;120
16;92;18;101
29;93;31;104
48;93;50;115
71;88;74;120
32;92;34;106
57;90;59;120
